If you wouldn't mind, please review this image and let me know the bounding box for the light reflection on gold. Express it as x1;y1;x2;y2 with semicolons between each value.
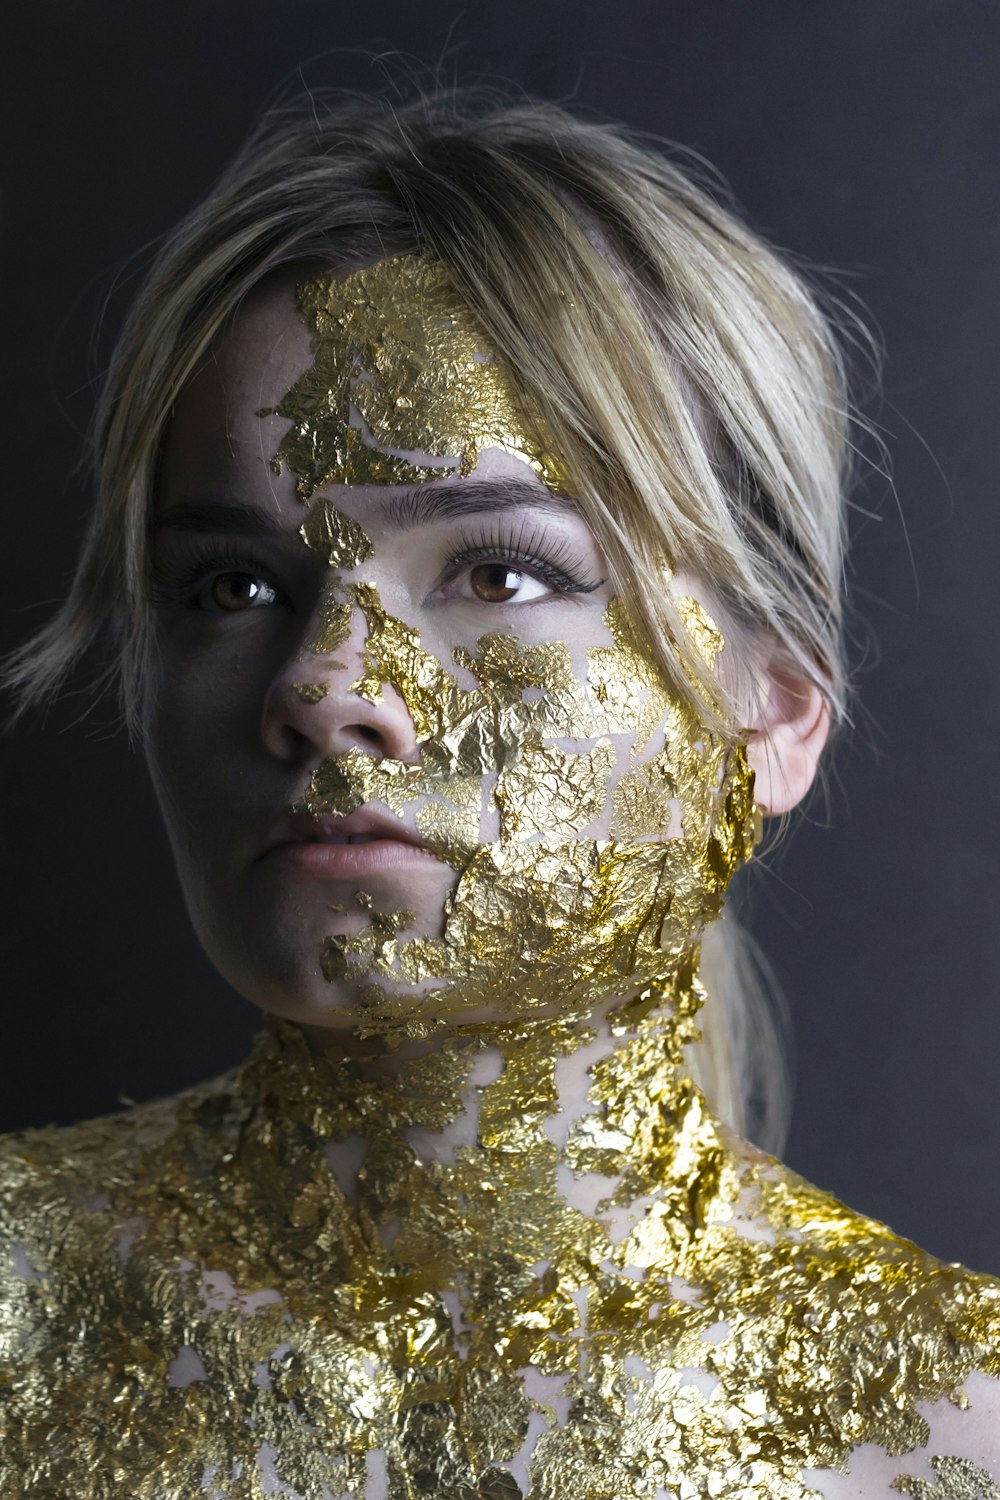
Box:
286;533;755;1042
306;578;352;660
300;497;375;569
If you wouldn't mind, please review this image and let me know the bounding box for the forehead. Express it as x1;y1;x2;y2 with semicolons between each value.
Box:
158;275;312;507
204;271;314;408
156;269;576;526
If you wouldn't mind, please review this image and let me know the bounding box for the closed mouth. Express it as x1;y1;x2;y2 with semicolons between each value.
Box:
261;806;428;859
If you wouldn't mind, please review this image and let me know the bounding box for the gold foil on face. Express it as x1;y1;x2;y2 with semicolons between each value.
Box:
262;256;568;498
290;563;755;1040
293;681;329;704
492;736;615;841
297;499;378;664
306;579;352;659
300;744;482;852
300;497;375;569
321;903;417;985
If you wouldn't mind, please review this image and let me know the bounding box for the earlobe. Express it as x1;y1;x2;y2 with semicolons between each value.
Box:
744;668;831;816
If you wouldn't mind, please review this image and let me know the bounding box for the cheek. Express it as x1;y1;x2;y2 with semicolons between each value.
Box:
142;684;207;866
402;618;643;848
141;639;262;844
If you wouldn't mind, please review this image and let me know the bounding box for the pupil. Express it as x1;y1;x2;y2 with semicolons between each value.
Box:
213;573;256;609
471;564;521;602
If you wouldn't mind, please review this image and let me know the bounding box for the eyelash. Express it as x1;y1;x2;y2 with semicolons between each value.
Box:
150;525;605;613
150;545;285;611
442;521;604;598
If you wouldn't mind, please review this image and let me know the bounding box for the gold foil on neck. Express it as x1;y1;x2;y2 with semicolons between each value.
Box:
262;255;568;498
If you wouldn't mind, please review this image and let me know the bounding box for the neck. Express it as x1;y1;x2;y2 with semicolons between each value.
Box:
236;952;740;1282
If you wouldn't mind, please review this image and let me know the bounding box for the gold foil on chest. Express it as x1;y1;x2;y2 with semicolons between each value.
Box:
3;1010;1000;1497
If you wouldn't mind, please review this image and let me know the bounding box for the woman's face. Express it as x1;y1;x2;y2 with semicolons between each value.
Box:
147;267;755;1040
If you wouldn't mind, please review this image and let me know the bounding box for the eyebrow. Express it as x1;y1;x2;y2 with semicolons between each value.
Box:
154;498;287;538
154;478;579;540
380;477;579;527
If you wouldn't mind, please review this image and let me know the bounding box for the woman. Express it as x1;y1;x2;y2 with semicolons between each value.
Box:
1;90;998;1499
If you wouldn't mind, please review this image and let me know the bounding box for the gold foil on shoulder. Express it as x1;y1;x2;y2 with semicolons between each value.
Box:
262;256;568;498
893;1458;1000;1499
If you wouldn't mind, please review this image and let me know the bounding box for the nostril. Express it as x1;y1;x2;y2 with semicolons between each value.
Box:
356;724;382;744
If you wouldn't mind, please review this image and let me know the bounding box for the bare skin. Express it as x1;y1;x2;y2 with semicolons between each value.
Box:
143;276;1000;1495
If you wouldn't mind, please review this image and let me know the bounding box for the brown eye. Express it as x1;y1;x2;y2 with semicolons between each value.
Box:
209;572;277;611
469;564;526;603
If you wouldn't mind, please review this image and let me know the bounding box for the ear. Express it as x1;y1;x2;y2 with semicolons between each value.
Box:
744;664;830;815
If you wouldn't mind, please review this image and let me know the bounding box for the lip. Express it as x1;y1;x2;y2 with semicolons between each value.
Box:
259;807;440;878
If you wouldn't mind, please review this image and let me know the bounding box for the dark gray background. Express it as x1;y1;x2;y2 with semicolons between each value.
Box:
2;0;998;1271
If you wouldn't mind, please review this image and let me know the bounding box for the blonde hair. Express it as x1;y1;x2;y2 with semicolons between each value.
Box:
4;87;859;1149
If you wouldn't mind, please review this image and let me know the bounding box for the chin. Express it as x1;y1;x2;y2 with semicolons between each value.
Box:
197;890;451;1029
243;853;455;923
238;972;453;1043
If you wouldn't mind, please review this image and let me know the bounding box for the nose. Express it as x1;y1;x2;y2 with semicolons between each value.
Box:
260;593;419;766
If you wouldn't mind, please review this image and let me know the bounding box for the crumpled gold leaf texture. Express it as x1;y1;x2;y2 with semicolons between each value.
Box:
288;561;755;1043
262;256;569;497
892;1456;1000;1499
3;1009;1000;1498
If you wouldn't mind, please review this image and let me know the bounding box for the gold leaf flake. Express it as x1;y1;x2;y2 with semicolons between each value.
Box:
300;497;376;568
892;1457;1000;1499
